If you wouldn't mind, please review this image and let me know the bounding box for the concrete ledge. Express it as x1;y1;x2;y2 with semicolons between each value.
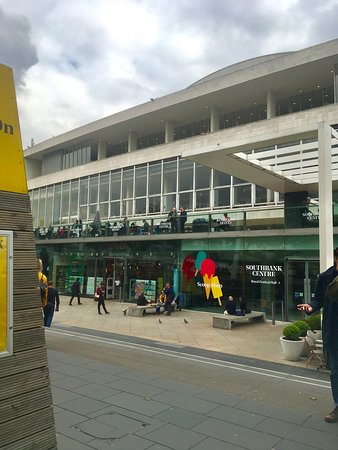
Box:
213;311;266;330
128;303;178;316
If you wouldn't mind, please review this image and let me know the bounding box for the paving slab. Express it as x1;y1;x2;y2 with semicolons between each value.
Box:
155;406;207;429
141;423;205;450
191;417;280;450
255;417;338;450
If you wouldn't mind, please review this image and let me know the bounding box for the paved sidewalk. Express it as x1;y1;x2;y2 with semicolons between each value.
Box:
48;297;337;450
54;296;302;368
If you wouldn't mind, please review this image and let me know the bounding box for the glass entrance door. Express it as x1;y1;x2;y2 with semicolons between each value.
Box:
105;258;125;300
285;259;319;321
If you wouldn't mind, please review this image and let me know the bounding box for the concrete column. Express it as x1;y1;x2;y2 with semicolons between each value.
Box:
210;107;219;132
165;121;174;143
318;121;333;271
334;64;338;103
97;139;107;160
128;131;137;153
267;91;276;119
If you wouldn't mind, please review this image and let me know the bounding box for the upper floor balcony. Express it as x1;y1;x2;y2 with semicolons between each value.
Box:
34;202;335;242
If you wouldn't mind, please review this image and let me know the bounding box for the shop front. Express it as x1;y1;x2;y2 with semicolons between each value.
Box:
36;232;336;321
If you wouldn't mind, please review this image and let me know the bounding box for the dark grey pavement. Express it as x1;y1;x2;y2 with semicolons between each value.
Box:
47;326;338;450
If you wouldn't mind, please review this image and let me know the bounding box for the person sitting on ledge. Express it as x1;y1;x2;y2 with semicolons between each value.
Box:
225;295;236;315
136;292;148;306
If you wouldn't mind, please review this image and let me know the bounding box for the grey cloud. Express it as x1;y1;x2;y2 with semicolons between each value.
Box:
0;6;38;85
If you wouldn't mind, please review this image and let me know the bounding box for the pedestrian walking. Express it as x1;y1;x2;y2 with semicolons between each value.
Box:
43;281;60;327
69;278;82;305
297;246;338;423
96;282;110;315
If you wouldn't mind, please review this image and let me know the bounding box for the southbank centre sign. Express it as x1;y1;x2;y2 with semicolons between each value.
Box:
245;264;283;285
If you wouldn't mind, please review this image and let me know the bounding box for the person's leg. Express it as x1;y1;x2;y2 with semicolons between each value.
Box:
329;344;338;405
325;343;338;422
69;296;74;305
77;295;82;305
44;305;54;327
98;298;102;314
102;300;110;314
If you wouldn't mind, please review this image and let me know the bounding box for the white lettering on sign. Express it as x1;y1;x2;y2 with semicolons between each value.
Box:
196;281;223;289
246;264;283;279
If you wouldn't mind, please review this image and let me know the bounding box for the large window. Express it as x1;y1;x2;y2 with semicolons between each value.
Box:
163;160;177;194
149;163;161;196
39;188;46;226
135;166;147;197
234;184;252;206
30;156;280;226
61;182;70;222
179;159;193;191
110;171;121;217
53;184;61;224
46;186;54;225
70;181;79;219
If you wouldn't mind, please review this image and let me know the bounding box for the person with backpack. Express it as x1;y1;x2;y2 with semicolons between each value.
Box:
37;258;48;307
43;281;60;327
69;278;82;305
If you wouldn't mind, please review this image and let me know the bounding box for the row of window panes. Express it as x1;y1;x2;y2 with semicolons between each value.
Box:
276;86;333;116
219;104;267;129
30;158;276;227
63;83;334;166
174;119;211;140
62;145;91;169
137;132;165;149
56;86;334;172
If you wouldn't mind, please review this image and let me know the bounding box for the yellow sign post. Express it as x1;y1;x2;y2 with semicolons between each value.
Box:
0;64;28;194
0;63;25;356
0;231;13;357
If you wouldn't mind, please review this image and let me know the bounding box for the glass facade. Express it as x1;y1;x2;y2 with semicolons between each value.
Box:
30;157;275;227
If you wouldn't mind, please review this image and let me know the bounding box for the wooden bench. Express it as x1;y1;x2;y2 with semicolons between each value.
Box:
213;311;266;330
128;303;177;317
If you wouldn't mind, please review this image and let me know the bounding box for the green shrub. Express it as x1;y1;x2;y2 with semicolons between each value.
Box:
305;314;321;331
293;320;310;337
282;324;302;341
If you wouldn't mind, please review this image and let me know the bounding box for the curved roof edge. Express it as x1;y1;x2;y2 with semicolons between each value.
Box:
189;52;293;87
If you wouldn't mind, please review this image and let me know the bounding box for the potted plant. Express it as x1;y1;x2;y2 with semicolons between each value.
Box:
280;324;304;361
293;320;311;356
305;314;322;338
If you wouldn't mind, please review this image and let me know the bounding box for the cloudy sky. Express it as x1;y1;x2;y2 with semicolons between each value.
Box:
1;0;338;148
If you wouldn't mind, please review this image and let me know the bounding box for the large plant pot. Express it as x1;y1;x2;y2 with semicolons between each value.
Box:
280;337;304;361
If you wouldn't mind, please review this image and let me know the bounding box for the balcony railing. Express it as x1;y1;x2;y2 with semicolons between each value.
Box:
33;202;337;241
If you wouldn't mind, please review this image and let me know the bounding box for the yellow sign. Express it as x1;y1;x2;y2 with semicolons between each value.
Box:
0;234;8;353
0;64;27;194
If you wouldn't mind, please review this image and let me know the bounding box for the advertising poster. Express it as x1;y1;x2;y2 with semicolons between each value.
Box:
0;231;13;357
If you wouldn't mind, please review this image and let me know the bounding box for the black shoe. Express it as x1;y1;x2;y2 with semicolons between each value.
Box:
98;312;102;315
325;407;338;423
69;303;72;306
78;302;82;305
105;312;110;314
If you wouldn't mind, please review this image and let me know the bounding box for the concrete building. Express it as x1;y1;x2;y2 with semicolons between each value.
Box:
25;38;338;321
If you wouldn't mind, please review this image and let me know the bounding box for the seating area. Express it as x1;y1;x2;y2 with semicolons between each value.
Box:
127;303;178;317
212;311;266;330
33;206;292;240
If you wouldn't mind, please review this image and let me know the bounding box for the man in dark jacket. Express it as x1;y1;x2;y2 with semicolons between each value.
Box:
69;278;82;305
43;281;60;327
162;282;174;315
297;247;338;423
